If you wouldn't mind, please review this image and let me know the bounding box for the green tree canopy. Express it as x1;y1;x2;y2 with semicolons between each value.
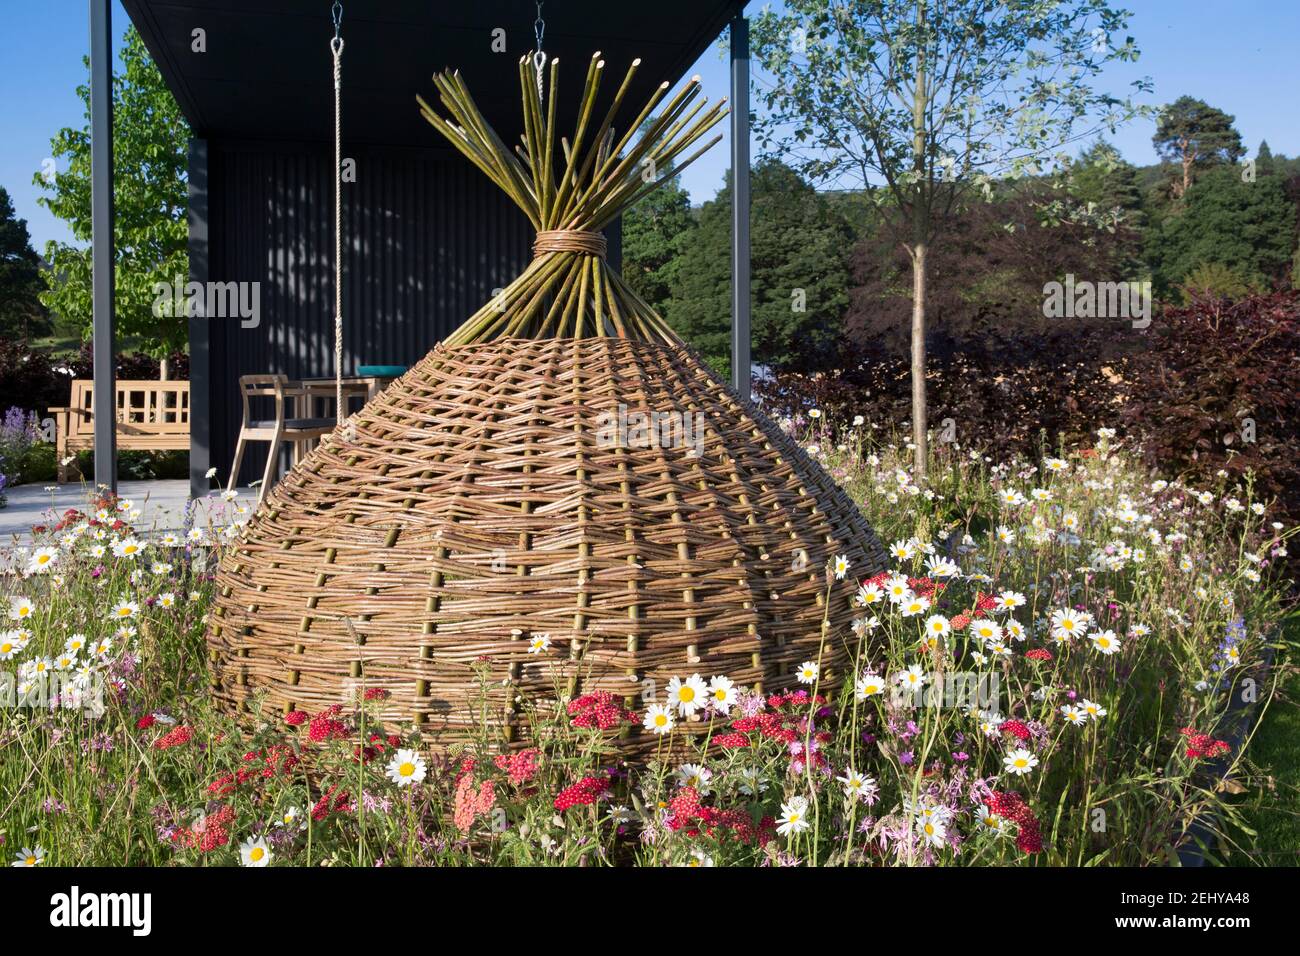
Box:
750;0;1149;474
1148;165;1295;296
666;160;854;381
34;26;189;360
1152;96;1244;198
0;186;48;341
622;176;695;318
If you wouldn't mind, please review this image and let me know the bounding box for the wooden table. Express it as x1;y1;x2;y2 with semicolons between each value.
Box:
284;375;398;462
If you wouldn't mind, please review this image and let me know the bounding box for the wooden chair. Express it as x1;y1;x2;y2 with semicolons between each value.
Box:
227;375;335;501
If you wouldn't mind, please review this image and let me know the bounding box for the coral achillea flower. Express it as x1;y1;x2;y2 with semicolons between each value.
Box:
153;725;193;750
1025;648;1053;661
567;691;635;730
988;790;1043;854
1181;727;1231;760
553;775;610;811
453;775;497;832
494;748;541;785
950;612;972;631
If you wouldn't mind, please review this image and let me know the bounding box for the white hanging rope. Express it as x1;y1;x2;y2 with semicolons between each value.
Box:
331;2;345;426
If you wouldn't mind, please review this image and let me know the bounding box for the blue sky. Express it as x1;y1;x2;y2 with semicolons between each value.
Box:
3;1;1299;252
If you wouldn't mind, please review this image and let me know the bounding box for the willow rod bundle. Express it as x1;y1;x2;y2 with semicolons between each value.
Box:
416;53;727;345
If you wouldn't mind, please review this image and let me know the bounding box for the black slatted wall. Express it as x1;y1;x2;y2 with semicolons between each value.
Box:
202;140;534;485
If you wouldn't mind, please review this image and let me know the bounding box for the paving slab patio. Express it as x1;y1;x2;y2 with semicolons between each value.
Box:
0;480;258;546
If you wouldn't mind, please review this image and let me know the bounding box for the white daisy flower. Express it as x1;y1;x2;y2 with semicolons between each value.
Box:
666;674;709;716
239;836;272;867
1003;748;1039;776
385;748;428;787
642;703;675;735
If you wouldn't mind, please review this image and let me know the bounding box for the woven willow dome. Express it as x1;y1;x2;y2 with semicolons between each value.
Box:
207;54;888;756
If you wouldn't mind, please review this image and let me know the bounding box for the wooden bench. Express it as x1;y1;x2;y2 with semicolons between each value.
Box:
49;379;190;482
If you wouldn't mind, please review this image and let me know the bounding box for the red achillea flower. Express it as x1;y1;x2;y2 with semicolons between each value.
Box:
1026;648;1053;661
213;745;300;793
974;591;1000;612
553;775;610;811
713;732;751;748
666;786;703;830
998;719;1031;741
364;687;390;701
153;725;193;750
355;732;393;763
494;748;541;785
136;714;157;730
1181;727;1231;760
285;710;308;726
311;784;351;821
568;691;636;731
307;705;348;743
988;790;1044;854
170;804;236;852
666;788;773;845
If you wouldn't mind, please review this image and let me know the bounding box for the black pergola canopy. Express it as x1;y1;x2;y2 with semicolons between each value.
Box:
123;0;741;147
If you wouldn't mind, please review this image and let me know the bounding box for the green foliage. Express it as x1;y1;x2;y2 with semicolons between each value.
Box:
665;161;854;378
1069;140;1146;232
621;176;695;317
1148;166;1296;295
1178;261;1260;303
33;26;189;359
0;186;48;341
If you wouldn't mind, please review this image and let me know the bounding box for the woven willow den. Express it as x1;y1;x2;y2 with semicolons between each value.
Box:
207;54;888;755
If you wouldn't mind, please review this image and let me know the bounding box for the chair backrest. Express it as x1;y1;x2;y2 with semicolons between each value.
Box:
238;374;288;428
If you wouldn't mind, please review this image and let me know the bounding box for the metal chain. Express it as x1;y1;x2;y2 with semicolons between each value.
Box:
533;2;546;101
331;2;344;426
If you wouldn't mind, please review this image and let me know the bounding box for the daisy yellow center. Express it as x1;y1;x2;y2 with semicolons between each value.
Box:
1014;758;1028;768
713;690;726;700
925;823;935;835
37;555;51;564
1062;620;1074;631
25;856;36;865
1;644;11;654
249;846;264;862
118;608;131;617
18;608;30;617
654;714;668;726
678;687;695;702
399;762;415;777
1098;638;1110;648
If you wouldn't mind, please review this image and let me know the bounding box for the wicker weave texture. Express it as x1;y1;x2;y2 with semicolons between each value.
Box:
208;337;887;754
